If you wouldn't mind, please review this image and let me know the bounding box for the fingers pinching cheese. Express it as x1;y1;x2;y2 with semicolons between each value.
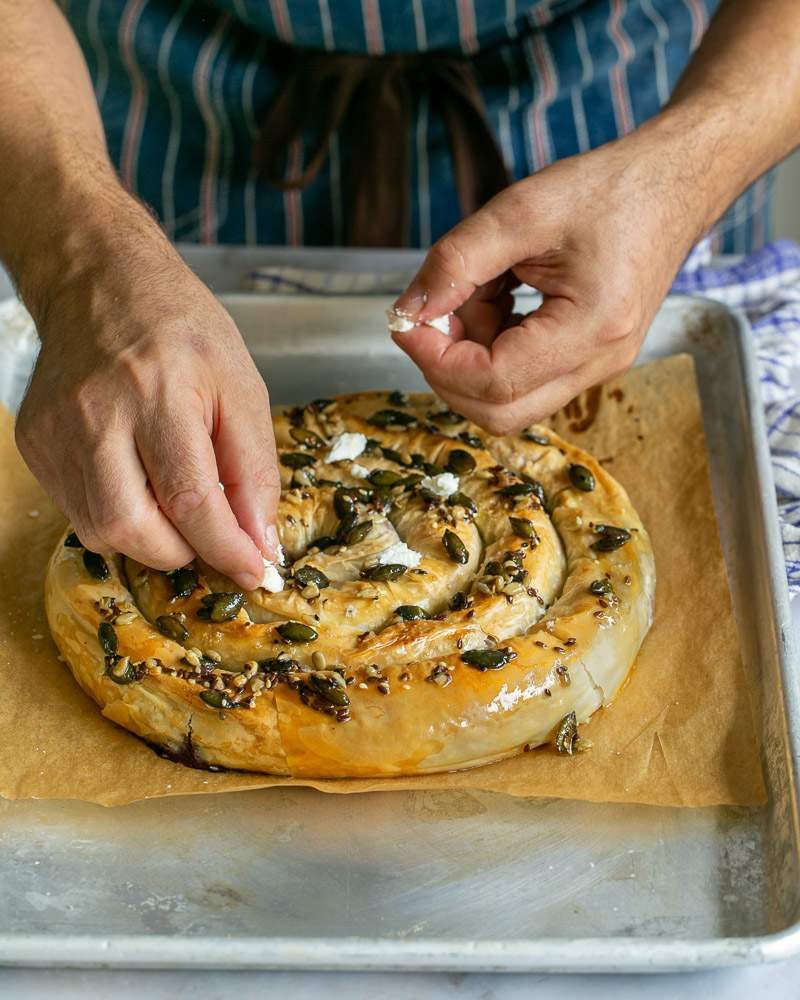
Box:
45;391;655;776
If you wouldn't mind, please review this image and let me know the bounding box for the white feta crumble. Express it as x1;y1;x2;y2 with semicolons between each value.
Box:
386;307;452;336
419;472;459;498
386;307;415;333
325;432;367;463
377;541;422;568
260;557;284;593
427;313;452;335
350;462;370;478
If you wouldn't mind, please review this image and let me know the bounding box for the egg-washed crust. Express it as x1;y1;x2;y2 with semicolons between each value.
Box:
45;391;655;778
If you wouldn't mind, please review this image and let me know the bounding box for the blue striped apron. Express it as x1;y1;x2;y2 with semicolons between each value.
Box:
61;0;772;252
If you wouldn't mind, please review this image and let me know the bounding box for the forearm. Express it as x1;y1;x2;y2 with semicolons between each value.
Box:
633;0;800;241
0;0;166;322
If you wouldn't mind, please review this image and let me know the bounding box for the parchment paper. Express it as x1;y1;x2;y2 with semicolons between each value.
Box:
0;353;766;807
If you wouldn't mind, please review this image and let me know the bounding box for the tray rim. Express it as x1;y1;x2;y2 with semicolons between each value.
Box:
1;291;799;972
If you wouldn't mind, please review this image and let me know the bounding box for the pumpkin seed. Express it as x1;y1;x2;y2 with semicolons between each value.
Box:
590;578;614;596
443;530;469;564
156;614;190;642
446;449;476;475
401;472;425;490
98;621;117;655
294;566;330;590
509;516;538;540
368;468;404;487
525;479;548;507
458;431;484;448
201;690;234;709
105;655;136;685
168;566;198;599
308;673;350;707
83;550;109;580
591;525;631;551
497;482;535;498
280;451;316;469
368;408;416;428
523;430;550;446
450;591;468;610
461;647;517;671
277;621;318;643
429;408;463;425
555;711;579;755
363;563;407;581
334;488;357;518
447;491;477;513
290;426;324;448
569;463;595;492
380;446;405;464
408;453;426;469
343;520;373;546
64;531;82;548
395;604;429;621
387;390;408;406
198;592;245;622
423;462;445;477
309;534;338;551
258;656;297;673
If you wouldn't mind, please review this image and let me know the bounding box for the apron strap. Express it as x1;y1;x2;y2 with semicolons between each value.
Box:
254;48;510;247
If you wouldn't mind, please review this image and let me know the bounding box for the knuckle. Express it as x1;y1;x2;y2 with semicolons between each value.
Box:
160;482;214;522
428;235;468;282
92;513;136;552
483;373;515;406
481;410;520;436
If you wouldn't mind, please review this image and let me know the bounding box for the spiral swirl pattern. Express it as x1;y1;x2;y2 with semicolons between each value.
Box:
45;391;655;777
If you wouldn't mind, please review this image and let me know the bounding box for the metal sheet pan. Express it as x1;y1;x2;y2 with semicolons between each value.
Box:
1;250;798;972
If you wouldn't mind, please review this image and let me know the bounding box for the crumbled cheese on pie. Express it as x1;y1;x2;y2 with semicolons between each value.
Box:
377;541;423;568
260;557;284;593
326;432;367;463
350;462;370;478
419;472;459;498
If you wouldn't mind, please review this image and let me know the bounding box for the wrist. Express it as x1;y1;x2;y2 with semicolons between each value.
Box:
3;162;172;335
626;104;758;245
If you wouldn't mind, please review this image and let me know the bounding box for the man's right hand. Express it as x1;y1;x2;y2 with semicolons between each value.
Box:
14;200;281;592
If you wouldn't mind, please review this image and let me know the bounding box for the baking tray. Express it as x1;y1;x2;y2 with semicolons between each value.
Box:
1;250;799;972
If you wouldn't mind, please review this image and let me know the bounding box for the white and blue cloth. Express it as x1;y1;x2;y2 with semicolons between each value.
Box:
673;239;800;593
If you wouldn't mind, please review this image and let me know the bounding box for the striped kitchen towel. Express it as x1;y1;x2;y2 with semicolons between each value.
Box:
673;239;800;592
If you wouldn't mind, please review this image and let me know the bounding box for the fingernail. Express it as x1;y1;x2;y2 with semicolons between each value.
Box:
392;286;427;320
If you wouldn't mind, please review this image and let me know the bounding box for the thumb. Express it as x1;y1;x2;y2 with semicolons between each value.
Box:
392;185;555;323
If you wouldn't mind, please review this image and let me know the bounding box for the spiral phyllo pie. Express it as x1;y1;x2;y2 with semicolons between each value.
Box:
45;391;655;777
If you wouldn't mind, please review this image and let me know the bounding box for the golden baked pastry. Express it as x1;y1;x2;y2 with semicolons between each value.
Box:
45;391;655;777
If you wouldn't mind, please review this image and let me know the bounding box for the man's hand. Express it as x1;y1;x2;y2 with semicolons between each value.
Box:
15;210;280;591
390;133;700;435
393;0;800;435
